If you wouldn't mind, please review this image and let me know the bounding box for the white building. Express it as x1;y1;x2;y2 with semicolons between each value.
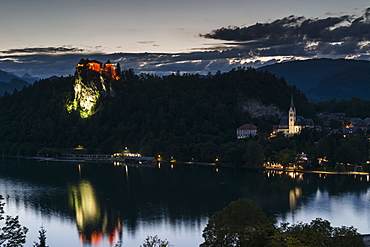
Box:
237;123;257;139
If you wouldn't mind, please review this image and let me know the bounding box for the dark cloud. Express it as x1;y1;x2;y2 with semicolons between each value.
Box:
1;46;84;54
207;14;370;42
201;15;351;42
2;8;370;79
201;7;370;57
0;50;247;78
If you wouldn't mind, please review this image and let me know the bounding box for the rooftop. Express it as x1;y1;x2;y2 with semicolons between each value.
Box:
237;123;257;130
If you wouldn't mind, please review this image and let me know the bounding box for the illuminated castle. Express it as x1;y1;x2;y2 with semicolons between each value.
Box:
67;59;120;118
76;59;119;80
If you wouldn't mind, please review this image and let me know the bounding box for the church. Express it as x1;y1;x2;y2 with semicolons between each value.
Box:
277;95;314;136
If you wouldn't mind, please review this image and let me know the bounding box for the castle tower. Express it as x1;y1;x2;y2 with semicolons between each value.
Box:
288;94;296;135
103;60;117;80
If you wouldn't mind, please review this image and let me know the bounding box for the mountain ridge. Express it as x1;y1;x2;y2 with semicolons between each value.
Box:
0;69;40;96
257;58;370;101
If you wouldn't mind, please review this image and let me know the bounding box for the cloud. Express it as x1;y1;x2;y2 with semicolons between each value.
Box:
137;41;159;47
0;50;245;78
1;46;84;54
137;41;156;44
200;7;370;58
2;8;370;79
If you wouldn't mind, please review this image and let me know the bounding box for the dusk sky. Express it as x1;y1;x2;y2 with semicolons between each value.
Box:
1;1;370;77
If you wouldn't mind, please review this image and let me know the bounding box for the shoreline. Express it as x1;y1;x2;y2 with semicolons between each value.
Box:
264;167;370;176
4;156;370;177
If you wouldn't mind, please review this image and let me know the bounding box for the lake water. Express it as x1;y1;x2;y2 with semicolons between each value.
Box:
0;158;369;247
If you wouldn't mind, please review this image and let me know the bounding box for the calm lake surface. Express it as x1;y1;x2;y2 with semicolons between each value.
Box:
0;158;369;247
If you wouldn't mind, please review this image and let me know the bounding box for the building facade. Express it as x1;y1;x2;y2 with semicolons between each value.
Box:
237;123;258;138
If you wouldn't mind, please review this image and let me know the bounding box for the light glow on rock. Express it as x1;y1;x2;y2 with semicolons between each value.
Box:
67;59;119;118
67;71;100;118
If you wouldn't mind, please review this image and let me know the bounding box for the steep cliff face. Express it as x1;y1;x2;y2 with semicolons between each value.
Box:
67;59;115;118
239;98;284;119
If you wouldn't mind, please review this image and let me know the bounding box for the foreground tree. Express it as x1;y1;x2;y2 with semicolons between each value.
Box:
200;198;275;247
140;235;170;247
32;226;47;247
0;195;28;247
202;199;365;247
269;218;365;247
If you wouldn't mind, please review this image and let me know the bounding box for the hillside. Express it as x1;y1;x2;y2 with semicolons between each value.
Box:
258;59;370;101
307;66;370;101
0;66;314;161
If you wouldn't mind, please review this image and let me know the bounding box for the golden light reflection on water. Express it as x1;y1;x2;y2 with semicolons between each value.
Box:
78;164;82;177
125;164;129;179
265;170;304;180
289;187;302;211
68;178;122;246
69;180;101;237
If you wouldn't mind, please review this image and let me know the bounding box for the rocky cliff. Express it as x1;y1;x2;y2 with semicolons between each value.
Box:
239;98;284;119
67;59;116;118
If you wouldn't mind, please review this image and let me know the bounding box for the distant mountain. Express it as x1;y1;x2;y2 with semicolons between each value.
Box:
21;73;39;84
0;69;21;83
258;59;370;101
307;66;370;101
0;78;29;96
0;69;37;96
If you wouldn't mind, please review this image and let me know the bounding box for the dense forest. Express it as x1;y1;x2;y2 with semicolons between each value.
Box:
312;97;370;119
0;66;368;170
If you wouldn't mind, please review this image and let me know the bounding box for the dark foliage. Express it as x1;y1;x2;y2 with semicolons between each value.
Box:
313;97;370;118
0;67;314;163
201;198;275;247
201;199;365;247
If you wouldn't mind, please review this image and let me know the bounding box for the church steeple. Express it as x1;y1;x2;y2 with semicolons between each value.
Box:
288;94;296;135
290;93;295;111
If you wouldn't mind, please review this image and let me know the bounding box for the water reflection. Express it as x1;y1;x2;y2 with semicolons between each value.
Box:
0;159;369;247
69;180;104;245
289;187;302;210
69;162;125;246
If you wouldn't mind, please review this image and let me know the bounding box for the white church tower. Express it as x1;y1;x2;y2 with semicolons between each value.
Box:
277;93;313;136
288;94;296;135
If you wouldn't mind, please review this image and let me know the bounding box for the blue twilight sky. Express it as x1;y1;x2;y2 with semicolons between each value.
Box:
1;0;370;77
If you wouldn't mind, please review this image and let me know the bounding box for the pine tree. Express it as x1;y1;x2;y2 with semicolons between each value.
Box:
33;226;47;247
0;195;28;247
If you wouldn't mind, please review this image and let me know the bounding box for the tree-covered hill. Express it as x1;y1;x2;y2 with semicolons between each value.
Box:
0;67;314;162
307;66;370;101
313;97;370;119
258;58;370;101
